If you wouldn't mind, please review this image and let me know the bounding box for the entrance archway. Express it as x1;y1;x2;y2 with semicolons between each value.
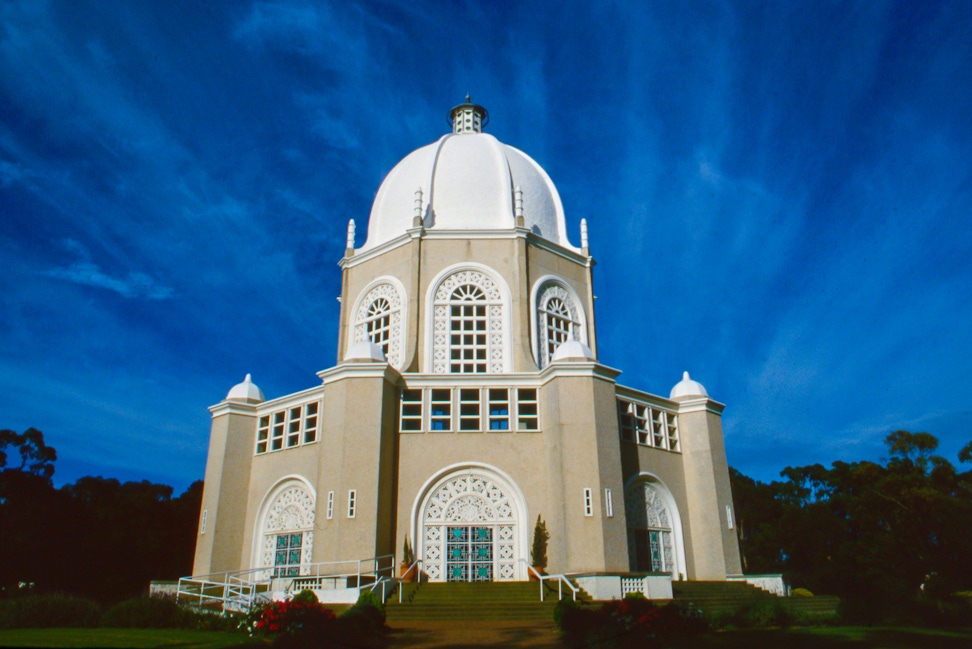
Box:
251;476;316;580
413;464;528;582
624;475;686;577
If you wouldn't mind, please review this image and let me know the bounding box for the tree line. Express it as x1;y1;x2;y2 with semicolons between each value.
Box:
731;430;972;619
0;428;201;602
3;427;971;615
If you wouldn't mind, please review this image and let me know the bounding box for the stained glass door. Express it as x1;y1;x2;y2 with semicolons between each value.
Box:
446;526;493;581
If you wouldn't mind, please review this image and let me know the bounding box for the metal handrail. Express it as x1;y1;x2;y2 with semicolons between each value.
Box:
177;554;395;611
518;559;579;601
398;559;424;603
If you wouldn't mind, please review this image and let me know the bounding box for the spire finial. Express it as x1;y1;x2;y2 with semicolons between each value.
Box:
449;96;489;134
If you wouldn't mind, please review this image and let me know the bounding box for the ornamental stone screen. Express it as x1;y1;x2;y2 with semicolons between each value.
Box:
258;481;316;579
419;468;520;582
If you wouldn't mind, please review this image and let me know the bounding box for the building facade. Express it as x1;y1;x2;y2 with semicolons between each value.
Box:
191;100;743;588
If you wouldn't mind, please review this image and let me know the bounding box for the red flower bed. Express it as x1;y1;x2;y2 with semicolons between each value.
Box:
255;599;336;636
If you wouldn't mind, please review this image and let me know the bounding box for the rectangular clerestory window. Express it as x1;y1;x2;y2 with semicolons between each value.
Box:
583;488;594;517
488;388;510;431
255;401;321;455
347;490;357;518
430;389;452;431
516;388;538;431
459;388;481;431
400;389;423;432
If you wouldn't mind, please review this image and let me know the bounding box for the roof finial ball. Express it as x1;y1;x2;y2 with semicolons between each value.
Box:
449;95;489;134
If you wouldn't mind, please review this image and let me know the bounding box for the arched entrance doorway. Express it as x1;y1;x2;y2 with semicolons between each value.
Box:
414;464;527;582
624;476;685;577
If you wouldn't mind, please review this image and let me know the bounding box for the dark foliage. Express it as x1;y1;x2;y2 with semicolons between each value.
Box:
731;430;972;624
0;593;102;629
101;595;192;629
0;428;203;601
555;597;707;648
531;514;550;571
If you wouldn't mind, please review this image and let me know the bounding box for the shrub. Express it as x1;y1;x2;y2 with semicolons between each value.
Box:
291;589;318;604
791;587;814;597
255;599;336;637
729;599;797;628
101;595;190;629
0;594;101;629
553;597;578;629
555;598;708;648
353;589;385;621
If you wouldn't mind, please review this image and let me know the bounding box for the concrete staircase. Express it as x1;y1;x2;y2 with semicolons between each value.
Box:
672;581;839;618
385;581;585;621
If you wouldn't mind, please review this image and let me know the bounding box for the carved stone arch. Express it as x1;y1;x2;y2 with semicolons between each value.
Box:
623;474;686;578
531;276;588;368
412;463;528;581
251;476;316;578
424;264;512;374
348;277;407;369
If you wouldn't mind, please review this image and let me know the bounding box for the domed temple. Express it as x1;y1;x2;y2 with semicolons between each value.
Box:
187;99;760;603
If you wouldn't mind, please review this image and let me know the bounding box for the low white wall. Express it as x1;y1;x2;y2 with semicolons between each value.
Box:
575;574;673;600
728;574;786;596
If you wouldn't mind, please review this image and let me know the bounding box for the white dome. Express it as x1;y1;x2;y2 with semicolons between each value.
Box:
670;371;709;400
551;340;595;362
345;340;387;363
361;111;574;252
226;373;265;403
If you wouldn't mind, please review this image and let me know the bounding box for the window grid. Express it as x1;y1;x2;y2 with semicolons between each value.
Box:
488;388;510;431
255;401;321;455
364;297;392;357
400;389;423;432
395;387;540;433
326;491;334;520
273;532;303;577
605;489;614;518
583;488;594;517
542;297;577;360
450;295;488;373
459;388;481;431
200;509;208;534
516;388;538;431
430;389;452;431
616;398;679;453
347;490;357;518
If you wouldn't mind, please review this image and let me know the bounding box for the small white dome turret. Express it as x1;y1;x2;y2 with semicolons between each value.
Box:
551;340;595;362
345;340;387;363
226;373;265;403
670;371;708;400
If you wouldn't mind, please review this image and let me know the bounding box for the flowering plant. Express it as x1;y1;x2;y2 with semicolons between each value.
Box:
253;599;336;637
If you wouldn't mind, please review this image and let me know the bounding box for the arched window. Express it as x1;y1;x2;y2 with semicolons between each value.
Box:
624;480;681;575
535;281;583;368
432;270;506;374
254;479;316;578
353;281;405;368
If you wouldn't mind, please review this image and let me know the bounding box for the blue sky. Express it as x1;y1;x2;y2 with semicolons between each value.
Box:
1;0;970;492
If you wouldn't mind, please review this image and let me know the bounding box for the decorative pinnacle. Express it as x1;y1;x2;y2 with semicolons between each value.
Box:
580;218;589;251
346;219;356;250
449;95;489;134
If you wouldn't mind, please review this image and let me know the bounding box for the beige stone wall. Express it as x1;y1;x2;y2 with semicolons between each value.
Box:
192;406;256;576
340;234;595;374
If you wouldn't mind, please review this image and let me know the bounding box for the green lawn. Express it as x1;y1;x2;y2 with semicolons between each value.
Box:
672;626;972;649
0;626;970;649
0;628;264;649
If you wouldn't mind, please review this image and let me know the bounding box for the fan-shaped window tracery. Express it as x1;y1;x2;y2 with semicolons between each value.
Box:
536;282;582;368
432;270;506;374
354;282;404;368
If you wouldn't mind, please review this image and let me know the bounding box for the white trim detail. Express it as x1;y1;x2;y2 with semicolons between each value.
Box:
200;509;208;534
348;489;357;519
326;491;334;520
583;488;594;517
251;475;316;578
726;505;734;531
605;489;614;518
424;263;513;374
623;473;687;578
530;276;588;369
348;276;408;370
412;462;528;582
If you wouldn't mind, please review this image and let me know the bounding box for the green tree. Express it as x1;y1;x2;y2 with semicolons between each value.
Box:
531;515;549;572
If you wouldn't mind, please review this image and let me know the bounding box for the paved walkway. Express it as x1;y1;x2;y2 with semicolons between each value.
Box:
386;620;562;648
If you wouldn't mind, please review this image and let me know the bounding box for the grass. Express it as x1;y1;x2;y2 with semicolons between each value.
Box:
0;628;265;649
0;625;969;648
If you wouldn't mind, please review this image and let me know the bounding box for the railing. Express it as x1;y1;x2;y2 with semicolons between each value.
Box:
177;554;395;612
397;560;424;603
518;559;579;602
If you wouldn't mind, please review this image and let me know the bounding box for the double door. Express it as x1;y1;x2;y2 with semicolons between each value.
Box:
445;525;493;581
